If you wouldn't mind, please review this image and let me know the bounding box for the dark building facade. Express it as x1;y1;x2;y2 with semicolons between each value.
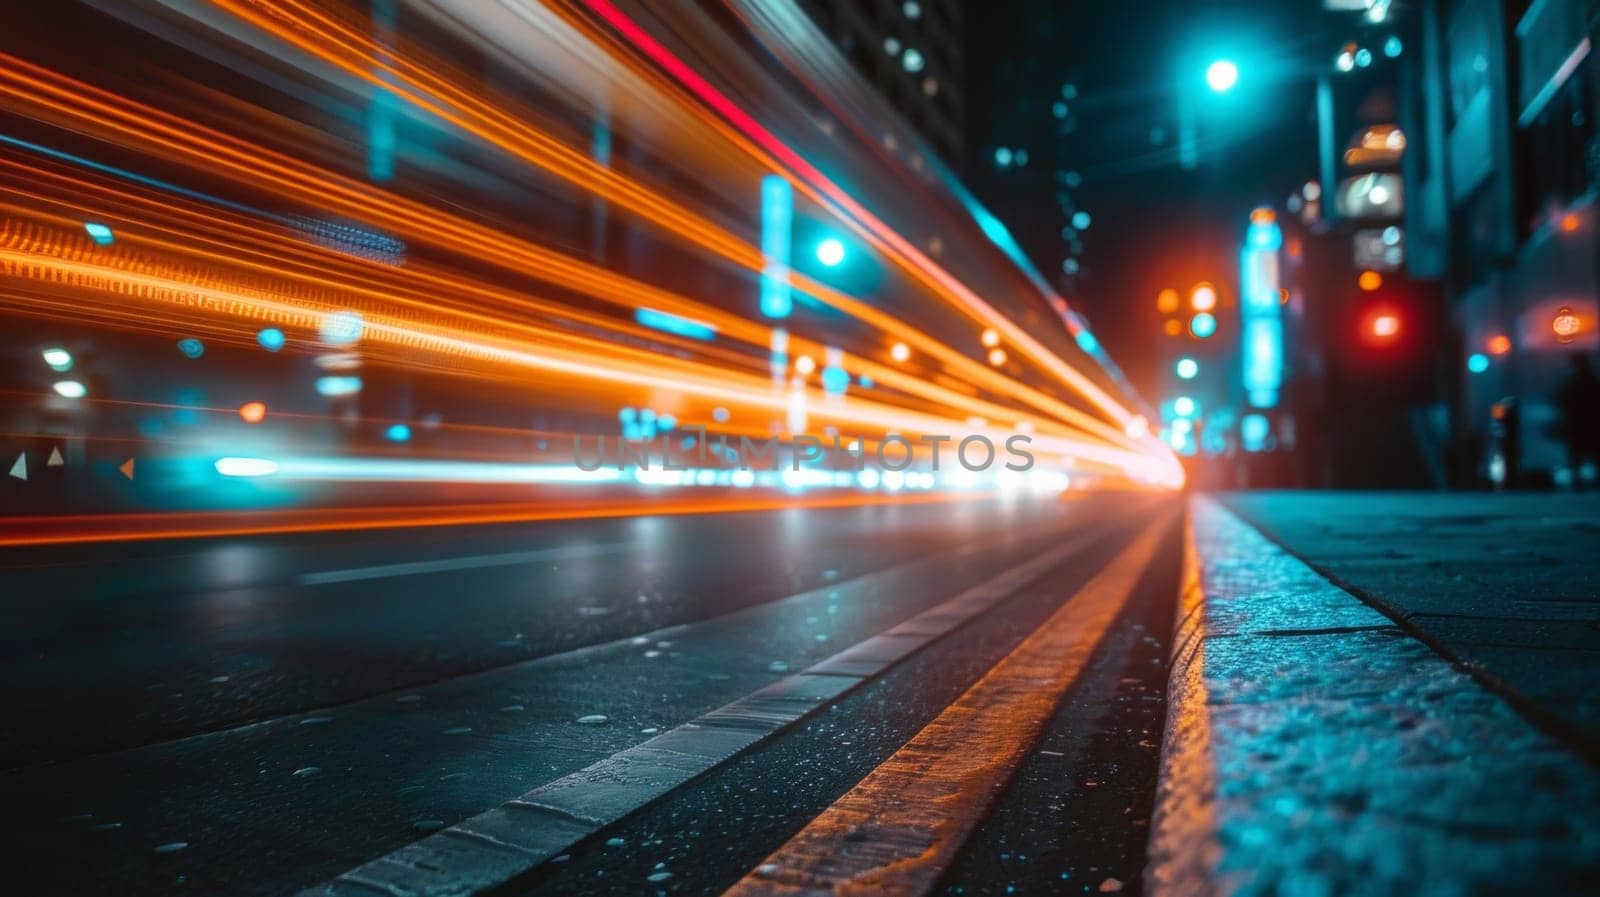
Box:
1403;0;1600;485
795;0;964;165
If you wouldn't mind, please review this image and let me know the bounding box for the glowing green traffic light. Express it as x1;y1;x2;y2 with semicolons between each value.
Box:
816;237;845;267
1205;59;1238;92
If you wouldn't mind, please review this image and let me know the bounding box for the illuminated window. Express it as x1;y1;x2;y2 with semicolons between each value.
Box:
1337;173;1404;218
1344;125;1406;167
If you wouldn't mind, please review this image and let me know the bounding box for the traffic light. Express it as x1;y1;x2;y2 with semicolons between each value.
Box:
1205;60;1239;93
1361;308;1402;345
815;237;846;267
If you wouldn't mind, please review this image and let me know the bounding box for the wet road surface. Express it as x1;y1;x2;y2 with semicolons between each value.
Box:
2;494;1184;896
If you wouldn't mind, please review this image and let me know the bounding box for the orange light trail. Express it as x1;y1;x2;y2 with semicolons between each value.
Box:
0;218;1157;473
0;491;980;548
0;159;1131;451
0;5;1182;547
0;56;1146;457
188;2;1153;448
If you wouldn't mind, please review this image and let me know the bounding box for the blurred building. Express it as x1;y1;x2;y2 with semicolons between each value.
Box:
1284;10;1448;489
1237;0;1600;489
795;0;964;165
957;2;1088;302
1401;0;1599;486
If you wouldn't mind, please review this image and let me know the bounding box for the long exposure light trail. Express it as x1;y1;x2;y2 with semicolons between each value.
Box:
0;0;1180;547
186;1;1158;451
0;490;977;548
0;196;1139;482
0;141;1152;470
0;220;1158;474
0;54;1147;457
572;0;1144;428
0;158;1127;447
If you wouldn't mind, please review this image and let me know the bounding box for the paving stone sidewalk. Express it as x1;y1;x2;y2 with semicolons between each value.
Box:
1223;490;1600;755
1145;497;1600;897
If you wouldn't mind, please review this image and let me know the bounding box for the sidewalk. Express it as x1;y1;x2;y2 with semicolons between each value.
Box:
1145;494;1600;897
1223;491;1600;754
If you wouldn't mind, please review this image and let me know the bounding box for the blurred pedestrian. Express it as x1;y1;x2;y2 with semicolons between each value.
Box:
1555;354;1600;486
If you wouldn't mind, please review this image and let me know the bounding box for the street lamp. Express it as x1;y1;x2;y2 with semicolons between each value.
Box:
1205;59;1239;93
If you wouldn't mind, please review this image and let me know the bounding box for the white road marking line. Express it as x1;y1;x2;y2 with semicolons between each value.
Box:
298;529;1115;897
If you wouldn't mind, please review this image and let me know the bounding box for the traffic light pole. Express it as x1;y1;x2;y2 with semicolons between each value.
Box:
1317;73;1338;227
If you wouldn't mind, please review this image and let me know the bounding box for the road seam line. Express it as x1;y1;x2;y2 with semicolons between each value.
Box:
717;515;1171;897
298;525;1121;896
296;542;634;585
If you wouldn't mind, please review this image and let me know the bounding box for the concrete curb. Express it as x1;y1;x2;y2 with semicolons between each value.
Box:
1142;504;1223;897
1144;497;1600;897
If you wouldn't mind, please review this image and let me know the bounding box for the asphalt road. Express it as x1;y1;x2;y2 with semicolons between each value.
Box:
0;493;1183;896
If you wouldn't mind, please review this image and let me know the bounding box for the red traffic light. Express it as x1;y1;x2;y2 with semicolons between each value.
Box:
1359;306;1403;346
